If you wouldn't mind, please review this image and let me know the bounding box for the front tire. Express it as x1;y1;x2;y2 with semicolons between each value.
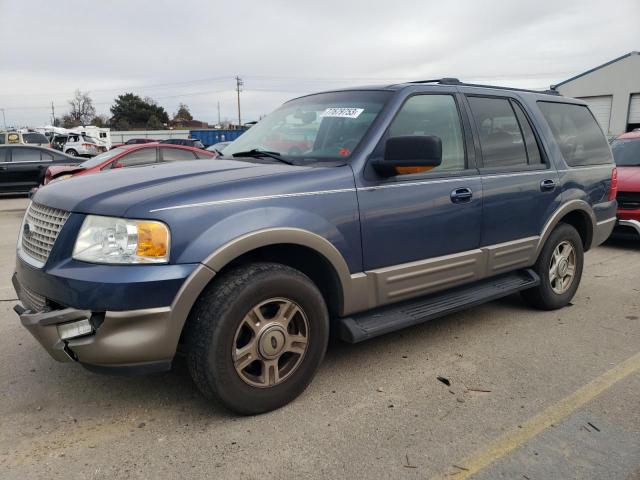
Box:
522;223;584;310
186;262;329;414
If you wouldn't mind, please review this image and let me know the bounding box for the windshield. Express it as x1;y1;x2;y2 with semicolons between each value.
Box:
79;147;127;168
223;90;391;161
611;138;640;166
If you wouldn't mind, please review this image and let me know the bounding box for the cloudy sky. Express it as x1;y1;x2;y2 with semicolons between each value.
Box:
0;0;638;127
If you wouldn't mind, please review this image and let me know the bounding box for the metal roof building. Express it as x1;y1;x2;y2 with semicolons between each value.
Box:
552;51;640;137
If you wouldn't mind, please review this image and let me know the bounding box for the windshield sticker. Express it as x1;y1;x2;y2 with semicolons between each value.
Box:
320;107;364;119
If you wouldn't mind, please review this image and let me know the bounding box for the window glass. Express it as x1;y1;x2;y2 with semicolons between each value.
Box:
0;149;6;162
511;102;543;165
161;147;197;162
224;91;391;161
23;133;49;144
40;151;53;161
387;95;465;171
68;135;80;143
0;133;5;144
12;148;40;162
116;148;156;168
538;102;613;166
611;139;640;166
467;96;528;168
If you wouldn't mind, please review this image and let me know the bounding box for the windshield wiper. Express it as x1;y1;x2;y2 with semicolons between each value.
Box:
231;148;295;165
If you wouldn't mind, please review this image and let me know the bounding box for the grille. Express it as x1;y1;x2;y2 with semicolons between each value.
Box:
20;202;70;265
17;284;47;312
617;192;640;210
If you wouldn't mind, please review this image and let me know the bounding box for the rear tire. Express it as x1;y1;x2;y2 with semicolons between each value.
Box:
66;149;78;156
186;262;329;414
522;223;584;310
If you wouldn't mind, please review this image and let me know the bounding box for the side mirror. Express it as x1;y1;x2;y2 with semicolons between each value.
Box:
374;135;442;176
112;162;124;169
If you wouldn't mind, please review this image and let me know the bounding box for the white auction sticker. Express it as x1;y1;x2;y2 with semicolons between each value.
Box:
320;107;364;119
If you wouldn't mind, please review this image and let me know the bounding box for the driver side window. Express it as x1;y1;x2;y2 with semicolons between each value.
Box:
387;95;466;172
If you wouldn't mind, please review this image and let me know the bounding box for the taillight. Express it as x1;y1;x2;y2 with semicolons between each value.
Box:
608;167;618;201
82;143;93;149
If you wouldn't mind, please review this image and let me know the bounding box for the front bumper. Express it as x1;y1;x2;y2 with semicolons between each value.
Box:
13;262;215;373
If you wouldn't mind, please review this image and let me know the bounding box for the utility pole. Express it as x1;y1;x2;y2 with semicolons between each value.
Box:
217;101;221;126
0;109;5;130
50;101;56;126
235;76;243;128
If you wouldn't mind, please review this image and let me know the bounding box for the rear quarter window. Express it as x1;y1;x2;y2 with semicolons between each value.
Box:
538;101;613;166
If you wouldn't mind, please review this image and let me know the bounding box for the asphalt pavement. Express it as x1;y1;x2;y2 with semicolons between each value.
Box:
1;197;638;479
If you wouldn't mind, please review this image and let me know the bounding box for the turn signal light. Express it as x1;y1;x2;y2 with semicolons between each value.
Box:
608;167;618;201
136;222;169;257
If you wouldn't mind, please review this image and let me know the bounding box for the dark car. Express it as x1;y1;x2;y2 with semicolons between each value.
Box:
110;138;157;149
14;79;616;414
0;145;78;193
42;144;214;186
159;138;205;149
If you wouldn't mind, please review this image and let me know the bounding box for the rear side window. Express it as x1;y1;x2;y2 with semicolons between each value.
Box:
467;96;528;168
161;148;197;162
538;102;613;166
0;149;6;162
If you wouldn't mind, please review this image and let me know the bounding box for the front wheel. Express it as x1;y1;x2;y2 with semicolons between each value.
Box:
186;262;329;414
522;223;584;310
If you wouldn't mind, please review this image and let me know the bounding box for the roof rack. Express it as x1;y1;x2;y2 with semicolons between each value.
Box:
407;78;560;96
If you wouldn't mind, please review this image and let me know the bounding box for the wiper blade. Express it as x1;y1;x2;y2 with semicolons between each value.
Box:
231;148;294;165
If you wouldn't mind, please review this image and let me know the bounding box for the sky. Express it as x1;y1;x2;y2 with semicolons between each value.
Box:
0;0;638;128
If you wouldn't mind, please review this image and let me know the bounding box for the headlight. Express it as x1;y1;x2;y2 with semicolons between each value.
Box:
73;215;170;264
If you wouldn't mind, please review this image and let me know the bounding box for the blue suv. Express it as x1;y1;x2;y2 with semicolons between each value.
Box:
13;79;617;414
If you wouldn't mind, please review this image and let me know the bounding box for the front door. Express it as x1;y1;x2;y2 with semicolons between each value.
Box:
357;93;483;305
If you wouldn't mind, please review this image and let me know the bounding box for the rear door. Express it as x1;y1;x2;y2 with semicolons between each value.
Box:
7;147;49;190
463;94;560;275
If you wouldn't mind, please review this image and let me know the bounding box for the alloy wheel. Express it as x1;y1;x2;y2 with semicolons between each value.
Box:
232;297;309;388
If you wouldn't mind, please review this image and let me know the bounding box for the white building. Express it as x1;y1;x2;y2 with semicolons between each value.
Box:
553;51;640;137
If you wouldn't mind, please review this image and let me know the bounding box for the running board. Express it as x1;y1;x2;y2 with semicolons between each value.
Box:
335;269;540;343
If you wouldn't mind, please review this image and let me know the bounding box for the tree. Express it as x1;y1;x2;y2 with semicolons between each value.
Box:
61;114;80;128
146;114;163;129
67;89;96;125
173;103;193;123
91;115;109;128
110;93;169;129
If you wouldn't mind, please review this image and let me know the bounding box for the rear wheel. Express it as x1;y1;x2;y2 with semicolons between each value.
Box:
66;149;77;156
186;262;329;414
522;223;584;310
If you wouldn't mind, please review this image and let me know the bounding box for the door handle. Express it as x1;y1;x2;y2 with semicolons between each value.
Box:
450;187;473;204
540;179;556;192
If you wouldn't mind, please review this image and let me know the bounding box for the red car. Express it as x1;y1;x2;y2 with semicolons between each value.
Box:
43;144;214;186
611;131;640;239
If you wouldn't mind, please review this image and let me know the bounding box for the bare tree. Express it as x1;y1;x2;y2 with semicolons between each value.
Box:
67;89;96;125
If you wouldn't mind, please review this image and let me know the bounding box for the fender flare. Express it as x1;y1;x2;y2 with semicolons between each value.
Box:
536;199;596;256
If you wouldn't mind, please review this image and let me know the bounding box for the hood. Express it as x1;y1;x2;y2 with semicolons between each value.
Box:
617;166;640;192
46;165;85;180
34;159;318;216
